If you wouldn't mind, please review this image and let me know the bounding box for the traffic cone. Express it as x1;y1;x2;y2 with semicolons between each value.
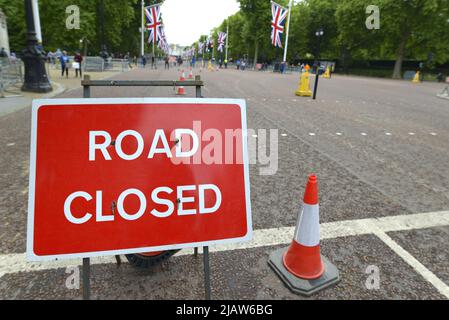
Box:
412;71;421;83
176;70;186;95
188;68;194;79
208;61;213;72
176;86;186;95
268;175;340;296
295;71;313;97
179;70;186;81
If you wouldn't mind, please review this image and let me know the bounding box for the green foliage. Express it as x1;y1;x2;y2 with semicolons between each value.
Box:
203;0;449;77
0;0;166;56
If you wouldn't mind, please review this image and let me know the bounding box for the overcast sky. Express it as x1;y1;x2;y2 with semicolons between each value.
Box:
161;0;240;46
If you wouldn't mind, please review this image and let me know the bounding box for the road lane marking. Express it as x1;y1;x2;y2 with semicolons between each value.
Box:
1;210;448;282
369;224;449;299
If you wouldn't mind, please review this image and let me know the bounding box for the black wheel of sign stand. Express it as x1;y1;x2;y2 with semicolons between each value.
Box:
81;75;211;300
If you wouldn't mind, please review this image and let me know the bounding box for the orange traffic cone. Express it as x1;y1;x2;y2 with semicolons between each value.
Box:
179;70;186;81
188;68;194;79
176;70;186;95
268;175;340;296
176;86;186;95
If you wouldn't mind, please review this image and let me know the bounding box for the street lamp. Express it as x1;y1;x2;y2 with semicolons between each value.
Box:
98;0;108;60
80;37;89;58
21;0;52;93
312;28;324;100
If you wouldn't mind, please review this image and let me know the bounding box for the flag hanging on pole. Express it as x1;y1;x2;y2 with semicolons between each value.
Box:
270;1;288;48
198;42;204;54
206;37;214;52
217;32;227;53
145;4;163;45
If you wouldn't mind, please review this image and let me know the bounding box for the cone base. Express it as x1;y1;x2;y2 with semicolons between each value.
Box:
268;246;340;297
295;90;312;97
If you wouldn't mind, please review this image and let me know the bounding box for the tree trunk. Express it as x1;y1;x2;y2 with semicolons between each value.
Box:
392;30;410;79
253;40;258;69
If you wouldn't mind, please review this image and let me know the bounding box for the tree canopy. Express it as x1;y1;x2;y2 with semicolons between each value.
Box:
0;0;165;56
201;0;449;77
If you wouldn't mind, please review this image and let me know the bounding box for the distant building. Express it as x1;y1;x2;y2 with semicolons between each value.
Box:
169;44;184;57
0;9;9;55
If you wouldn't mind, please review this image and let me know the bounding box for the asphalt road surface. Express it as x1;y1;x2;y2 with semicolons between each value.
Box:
1;64;448;299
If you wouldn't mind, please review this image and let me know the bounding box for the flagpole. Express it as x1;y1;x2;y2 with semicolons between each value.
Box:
141;0;144;57
225;21;229;61
283;0;293;63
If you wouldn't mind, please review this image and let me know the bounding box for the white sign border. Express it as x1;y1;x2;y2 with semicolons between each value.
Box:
27;98;253;262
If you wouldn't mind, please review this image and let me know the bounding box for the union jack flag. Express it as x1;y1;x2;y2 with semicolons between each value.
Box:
217;32;227;53
206;37;214;52
158;27;169;53
145;4;163;45
270;1;288;48
198;42;204;54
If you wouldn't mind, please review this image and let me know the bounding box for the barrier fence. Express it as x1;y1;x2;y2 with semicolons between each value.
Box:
0;58;23;98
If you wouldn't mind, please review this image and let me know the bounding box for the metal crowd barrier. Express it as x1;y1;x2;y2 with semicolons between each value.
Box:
0;58;23;98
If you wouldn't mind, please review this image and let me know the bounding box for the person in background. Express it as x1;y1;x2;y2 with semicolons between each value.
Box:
0;47;8;58
241;60;246;71
191;55;196;68
236;59;241;70
141;55;147;68
74;51;83;78
164;56;170;70
10;52;17;64
59;51;70;78
224;59;228;69
55;48;62;61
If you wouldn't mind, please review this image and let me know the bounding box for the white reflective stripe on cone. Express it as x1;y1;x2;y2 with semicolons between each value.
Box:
293;203;320;247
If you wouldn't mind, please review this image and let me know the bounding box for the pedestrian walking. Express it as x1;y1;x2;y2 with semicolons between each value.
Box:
164;56;170;70
60;51;70;78
236;59;241;70
142;55;147;68
74;51;83;78
151;55;156;69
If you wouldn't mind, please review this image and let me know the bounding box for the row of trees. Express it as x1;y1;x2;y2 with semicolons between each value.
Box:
194;0;449;78
0;0;164;57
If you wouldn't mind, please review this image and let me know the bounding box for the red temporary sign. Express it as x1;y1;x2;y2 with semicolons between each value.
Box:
27;98;252;261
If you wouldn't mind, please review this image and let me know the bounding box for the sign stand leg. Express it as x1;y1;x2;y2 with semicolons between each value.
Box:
194;248;198;256
82;258;90;300
203;246;211;300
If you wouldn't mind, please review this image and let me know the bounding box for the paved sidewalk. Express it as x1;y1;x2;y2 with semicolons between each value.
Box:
0;67;125;118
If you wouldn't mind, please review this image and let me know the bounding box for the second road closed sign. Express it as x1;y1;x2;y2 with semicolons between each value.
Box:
27;98;252;261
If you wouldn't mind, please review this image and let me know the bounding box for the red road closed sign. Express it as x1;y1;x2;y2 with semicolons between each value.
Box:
27;98;252;261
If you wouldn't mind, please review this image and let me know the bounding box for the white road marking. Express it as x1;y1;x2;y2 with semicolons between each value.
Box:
1;210;449;285
368;224;449;299
281;133;288;137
